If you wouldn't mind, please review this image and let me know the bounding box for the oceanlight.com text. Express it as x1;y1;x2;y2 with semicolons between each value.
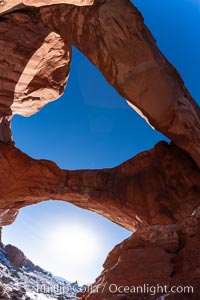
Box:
107;283;193;296
37;283;194;298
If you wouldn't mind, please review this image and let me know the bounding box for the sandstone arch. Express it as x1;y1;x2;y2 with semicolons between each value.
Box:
0;1;200;299
0;0;200;166
0;141;200;231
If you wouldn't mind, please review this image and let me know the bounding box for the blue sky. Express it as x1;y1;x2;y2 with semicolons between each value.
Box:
3;0;200;284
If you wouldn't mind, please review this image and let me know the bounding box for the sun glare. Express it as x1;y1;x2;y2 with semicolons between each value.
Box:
49;224;101;268
3;203;131;284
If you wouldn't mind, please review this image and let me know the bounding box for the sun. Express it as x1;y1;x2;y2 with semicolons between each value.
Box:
49;224;100;268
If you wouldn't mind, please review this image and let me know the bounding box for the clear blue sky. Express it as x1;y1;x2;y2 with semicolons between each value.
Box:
3;0;200;284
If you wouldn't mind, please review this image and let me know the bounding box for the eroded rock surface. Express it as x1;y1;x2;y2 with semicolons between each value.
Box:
0;0;200;166
51;0;200;166
0;0;93;16
4;244;26;269
0;239;80;299
80;210;200;299
0;141;200;231
0;0;200;299
0;9;71;142
0;209;18;226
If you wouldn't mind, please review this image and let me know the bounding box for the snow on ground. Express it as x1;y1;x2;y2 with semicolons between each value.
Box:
0;247;79;299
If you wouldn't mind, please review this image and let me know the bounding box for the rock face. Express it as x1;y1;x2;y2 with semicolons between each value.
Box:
80;210;200;299
0;10;71;142
3;243;48;273
0;0;93;16
0;141;200;231
54;0;200;167
0;240;80;299
0;0;200;165
4;244;26;269
0;0;200;299
0;210;18;226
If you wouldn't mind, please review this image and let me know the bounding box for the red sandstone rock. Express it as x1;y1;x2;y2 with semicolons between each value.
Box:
0;141;199;231
0;209;19;226
5;244;26;269
61;0;200;168
0;0;93;16
0;10;71;142
0;1;200;299
0;0;200;166
80;212;200;300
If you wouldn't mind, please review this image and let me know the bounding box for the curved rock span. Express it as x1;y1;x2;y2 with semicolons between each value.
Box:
0;0;199;166
0;0;200;299
0;141;200;231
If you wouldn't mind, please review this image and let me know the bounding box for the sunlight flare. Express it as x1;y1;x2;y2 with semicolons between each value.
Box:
49;224;100;267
